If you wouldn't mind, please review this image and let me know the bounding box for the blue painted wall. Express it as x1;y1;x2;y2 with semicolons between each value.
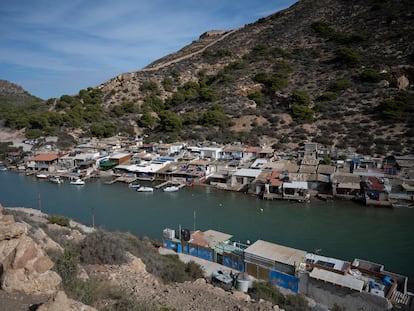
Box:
270;270;299;293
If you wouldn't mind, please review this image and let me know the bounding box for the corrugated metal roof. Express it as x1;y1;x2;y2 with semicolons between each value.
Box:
233;168;261;178
299;165;317;174
337;182;360;190
191;230;232;248
283;181;308;189
317;164;336;175
263;160;298;173
244;240;306;266
310;268;364;292
332;173;361;184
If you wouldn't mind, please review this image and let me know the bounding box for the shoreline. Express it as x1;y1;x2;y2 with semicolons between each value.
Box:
5;206;95;233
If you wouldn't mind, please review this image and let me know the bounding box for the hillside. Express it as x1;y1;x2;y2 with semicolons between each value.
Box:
1;206;302;311
1;0;413;155
0;80;43;107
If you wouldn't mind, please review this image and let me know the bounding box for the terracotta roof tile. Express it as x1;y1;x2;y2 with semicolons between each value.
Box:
29;154;60;161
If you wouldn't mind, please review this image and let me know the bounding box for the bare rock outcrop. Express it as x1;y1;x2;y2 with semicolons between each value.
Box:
0;205;62;295
397;75;410;90
37;291;97;311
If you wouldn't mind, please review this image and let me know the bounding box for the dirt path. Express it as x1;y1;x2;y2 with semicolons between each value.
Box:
142;29;238;72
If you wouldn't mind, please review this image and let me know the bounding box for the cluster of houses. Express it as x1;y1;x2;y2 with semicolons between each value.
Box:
162;227;411;310
14;137;414;207
5;137;413;309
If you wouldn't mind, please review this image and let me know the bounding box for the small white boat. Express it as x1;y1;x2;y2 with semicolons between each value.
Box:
163;186;179;192
49;176;63;184
36;173;48;179
136;186;154;192
128;183;141;188
70;178;85;185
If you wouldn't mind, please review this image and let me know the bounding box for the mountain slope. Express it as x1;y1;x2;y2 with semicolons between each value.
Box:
96;0;413;155
2;0;413;155
0;80;43;106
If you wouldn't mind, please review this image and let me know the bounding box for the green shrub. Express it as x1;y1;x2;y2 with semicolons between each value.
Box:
184;260;205;280
48;215;70;227
292;104;314;121
248;91;264;105
291;90;312;106
140;81;160;94
249;281;310;311
360;69;395;85
311;20;366;44
329;79;350;92
335;48;361;67
56;248;78;286
378;98;406;121
158;110;183;132
249;281;285;305
318;91;337;101
78;230;129;265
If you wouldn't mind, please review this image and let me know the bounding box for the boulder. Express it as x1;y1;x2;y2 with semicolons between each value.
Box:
0;233;62;295
37;291;97;311
2;269;61;296
0;214;26;241
397;75;409;90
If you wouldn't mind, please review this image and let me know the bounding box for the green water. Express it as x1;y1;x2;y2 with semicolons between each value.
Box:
1;171;413;279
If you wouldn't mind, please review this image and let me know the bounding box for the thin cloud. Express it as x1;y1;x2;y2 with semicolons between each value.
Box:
0;0;297;99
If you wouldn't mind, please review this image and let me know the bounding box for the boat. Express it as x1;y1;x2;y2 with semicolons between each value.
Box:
136;186;154;192
36;173;48;179
49;176;63;184
70;178;85;185
162;186;180;192
163;186;179;192
128;183;141;188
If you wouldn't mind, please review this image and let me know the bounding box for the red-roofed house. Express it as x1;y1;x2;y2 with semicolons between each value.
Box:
27;154;61;171
361;176;391;206
243;146;262;162
263;171;284;200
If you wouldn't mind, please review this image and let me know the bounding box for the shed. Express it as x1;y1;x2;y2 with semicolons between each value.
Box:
109;153;131;165
244;240;306;277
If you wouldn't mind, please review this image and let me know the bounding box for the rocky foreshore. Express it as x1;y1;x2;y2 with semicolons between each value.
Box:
0;204;287;311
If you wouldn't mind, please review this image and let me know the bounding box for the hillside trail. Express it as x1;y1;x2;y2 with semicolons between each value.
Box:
142;29;239;72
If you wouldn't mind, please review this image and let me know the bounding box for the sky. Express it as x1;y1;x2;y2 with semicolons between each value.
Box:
0;0;297;100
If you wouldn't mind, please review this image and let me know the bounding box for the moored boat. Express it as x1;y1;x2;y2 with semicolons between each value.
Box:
49;176;63;184
70;178;85;185
163;186;179;192
36;173;48;179
128;183;141;188
136;186;154;192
